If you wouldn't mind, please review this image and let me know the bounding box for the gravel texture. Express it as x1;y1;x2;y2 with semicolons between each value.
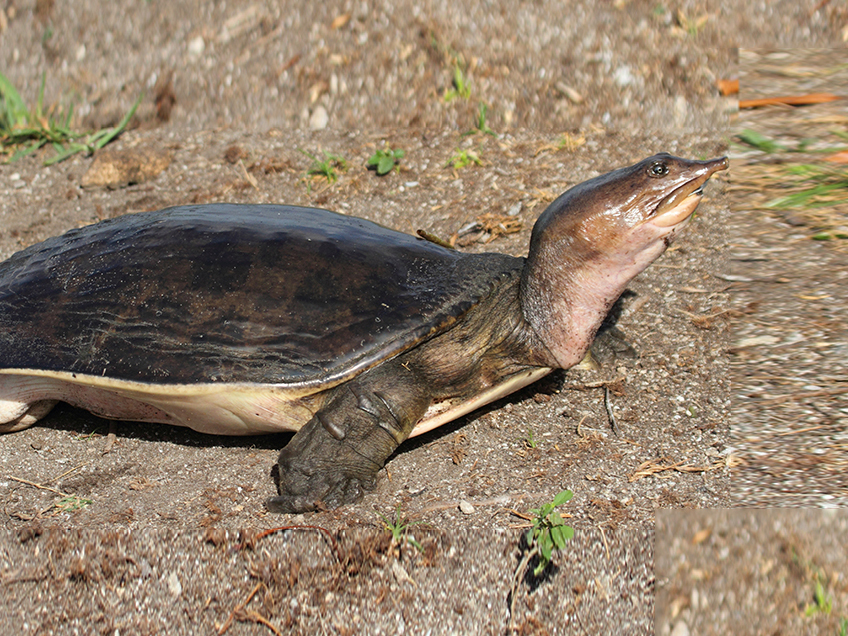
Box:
0;1;845;635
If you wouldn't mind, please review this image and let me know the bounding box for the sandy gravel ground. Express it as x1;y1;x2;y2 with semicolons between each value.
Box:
0;1;846;635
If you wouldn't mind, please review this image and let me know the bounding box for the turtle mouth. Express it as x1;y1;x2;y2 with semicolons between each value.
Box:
651;157;728;228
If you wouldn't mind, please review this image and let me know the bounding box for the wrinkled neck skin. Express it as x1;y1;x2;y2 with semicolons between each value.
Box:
520;219;682;370
518;152;727;369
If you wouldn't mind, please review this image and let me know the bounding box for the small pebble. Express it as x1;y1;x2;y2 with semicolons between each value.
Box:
734;335;778;348
167;572;182;596
187;36;205;60
459;500;475;514
669;620;689;636
613;65;635;87
390;560;414;585
309;105;329;130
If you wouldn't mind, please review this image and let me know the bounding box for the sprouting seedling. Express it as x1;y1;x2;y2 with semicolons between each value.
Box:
377;504;423;553
735;129;786;153
443;63;471;102
55;495;93;512
299;149;347;185
446;148;481;170
463;102;497;138
805;577;833;617
474;102;497;137
526;489;574;576
524;430;537;449
508;490;574;626
367;146;404;176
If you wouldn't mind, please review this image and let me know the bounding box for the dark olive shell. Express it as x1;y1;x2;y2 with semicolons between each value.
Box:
0;205;519;387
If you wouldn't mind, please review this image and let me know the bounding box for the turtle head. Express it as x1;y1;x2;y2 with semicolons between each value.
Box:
520;153;728;369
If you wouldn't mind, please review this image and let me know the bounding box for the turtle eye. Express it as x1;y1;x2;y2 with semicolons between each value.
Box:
648;161;669;178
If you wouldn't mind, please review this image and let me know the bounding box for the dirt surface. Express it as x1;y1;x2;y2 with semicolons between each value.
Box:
657;48;848;636
0;1;845;635
656;509;848;636
731;49;848;506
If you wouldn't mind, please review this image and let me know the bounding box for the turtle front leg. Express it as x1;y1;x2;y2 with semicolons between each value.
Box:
267;368;429;513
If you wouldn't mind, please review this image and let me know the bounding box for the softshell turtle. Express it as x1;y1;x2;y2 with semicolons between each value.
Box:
0;153;727;512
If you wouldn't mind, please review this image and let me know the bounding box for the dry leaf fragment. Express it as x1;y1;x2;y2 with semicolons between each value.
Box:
824;150;848;164
692;527;712;545
716;78;738;96
331;13;351;29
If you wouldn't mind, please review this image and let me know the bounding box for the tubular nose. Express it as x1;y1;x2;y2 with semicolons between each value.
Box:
710;156;729;172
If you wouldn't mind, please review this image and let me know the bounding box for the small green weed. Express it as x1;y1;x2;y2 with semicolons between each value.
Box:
0;71;141;165
805;578;833;617
736;129;786;153
674;9;710;37
443;63;471;102
463;102;497;138
55;495;92;512
300;149;347;185
378;505;423;553
508;490;574;627
735;128;848;155
526;489;574;575
446;147;481;170
764;164;848;213
788;543;843;623
367;146;404;176
523;430;538;449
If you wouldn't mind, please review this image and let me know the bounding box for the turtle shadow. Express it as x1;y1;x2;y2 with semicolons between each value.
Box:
34;402;292;452
393;368;569;456
31;369;565;459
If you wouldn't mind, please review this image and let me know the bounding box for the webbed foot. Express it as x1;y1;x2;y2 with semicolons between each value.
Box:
266;364;431;514
266;416;385;513
266;381;426;513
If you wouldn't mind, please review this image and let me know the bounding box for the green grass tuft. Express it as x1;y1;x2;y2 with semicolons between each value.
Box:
0;71;141;165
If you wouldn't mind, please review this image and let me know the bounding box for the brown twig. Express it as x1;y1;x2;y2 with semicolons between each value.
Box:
8;477;70;498
739;92;842;109
218;582;262;635
628;458;724;482
774;424;831;437
604;386;617;435
599;525;611;561
507;546;540;633
239;610;283;636
46;462;87;484
716;78;738;96
102;421;117;454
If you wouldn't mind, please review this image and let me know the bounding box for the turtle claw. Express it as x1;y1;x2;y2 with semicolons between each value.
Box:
265;472;375;514
267;405;386;513
268;452;377;513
